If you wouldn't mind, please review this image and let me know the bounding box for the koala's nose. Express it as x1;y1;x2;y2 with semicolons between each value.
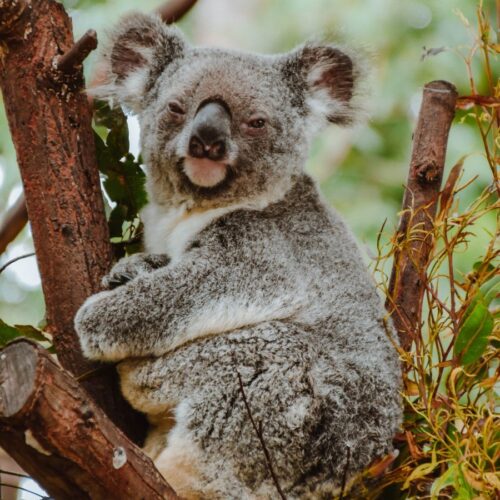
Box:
188;102;231;162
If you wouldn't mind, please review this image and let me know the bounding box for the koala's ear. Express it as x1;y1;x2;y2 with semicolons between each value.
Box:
91;12;187;112
282;43;358;125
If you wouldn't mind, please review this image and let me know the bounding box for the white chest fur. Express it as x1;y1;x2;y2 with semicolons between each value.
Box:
141;178;292;262
142;203;238;262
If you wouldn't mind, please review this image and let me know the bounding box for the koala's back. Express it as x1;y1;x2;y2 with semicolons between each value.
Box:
119;175;402;499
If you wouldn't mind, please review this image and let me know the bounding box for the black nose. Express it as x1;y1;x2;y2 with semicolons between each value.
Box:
188;102;231;161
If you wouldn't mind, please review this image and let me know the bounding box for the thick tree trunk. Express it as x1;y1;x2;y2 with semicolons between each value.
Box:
387;80;457;350
0;0;147;442
0;339;177;500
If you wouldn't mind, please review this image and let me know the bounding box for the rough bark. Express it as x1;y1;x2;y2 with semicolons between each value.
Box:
0;339;177;500
387;80;457;350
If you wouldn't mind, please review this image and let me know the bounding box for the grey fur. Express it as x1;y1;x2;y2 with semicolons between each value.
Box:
76;12;402;499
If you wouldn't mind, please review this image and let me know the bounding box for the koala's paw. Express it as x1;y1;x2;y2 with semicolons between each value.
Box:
74;291;125;361
102;253;170;289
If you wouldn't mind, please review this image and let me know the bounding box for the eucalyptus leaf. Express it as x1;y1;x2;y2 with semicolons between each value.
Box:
104;174;128;202
14;324;49;343
109;205;128;238
454;298;493;365
454;275;499;365
430;464;457;499
107;122;130;160
0;319;21;346
402;461;437;489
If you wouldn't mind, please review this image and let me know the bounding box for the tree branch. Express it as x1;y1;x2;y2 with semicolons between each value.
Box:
236;370;286;500
57;29;98;74
156;0;198;23
0;339;177;500
0;194;28;254
387;80;457;350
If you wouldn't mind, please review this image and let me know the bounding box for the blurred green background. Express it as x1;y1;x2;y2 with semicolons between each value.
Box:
0;0;495;326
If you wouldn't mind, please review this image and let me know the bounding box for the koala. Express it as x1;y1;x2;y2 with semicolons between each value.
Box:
75;12;402;500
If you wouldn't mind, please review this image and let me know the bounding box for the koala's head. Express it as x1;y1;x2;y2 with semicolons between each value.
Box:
94;13;361;209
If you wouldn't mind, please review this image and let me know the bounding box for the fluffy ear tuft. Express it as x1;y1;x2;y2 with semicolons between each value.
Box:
283;42;361;125
90;12;186;112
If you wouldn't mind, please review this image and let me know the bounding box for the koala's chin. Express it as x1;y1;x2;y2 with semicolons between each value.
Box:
183;157;228;188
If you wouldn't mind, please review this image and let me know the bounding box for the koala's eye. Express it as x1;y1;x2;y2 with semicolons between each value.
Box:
242;114;268;136
248;117;266;129
167;100;186;115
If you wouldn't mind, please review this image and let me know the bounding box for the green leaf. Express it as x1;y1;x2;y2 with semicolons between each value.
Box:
107;122;130;160
0;320;53;350
431;464;457;499
14;324;49;343
103;174;128;202
121;157;147;212
93;100;127;130
454;275;499;365
472;260;495;273
0;319;22;346
461;276;499;323
454;298;494;365
456;465;477;498
480;275;500;305
108;205;128;238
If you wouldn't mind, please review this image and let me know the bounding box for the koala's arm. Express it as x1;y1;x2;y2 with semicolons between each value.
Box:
75;248;302;362
101;252;170;289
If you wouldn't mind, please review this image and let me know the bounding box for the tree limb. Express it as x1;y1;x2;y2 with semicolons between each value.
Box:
0;339;177;500
387;80;458;350
57;29;98;74
0;194;27;254
156;0;198;23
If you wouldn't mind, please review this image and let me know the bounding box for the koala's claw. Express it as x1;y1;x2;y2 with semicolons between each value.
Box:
102;253;170;289
104;272;136;289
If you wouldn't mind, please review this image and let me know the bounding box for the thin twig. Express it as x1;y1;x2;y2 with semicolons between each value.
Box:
0;469;31;479
0;482;51;499
338;446;351;500
236;370;287;500
57;29;98;73
0;252;35;275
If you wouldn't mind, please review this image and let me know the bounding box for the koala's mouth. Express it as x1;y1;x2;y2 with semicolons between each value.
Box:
183;157;229;188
